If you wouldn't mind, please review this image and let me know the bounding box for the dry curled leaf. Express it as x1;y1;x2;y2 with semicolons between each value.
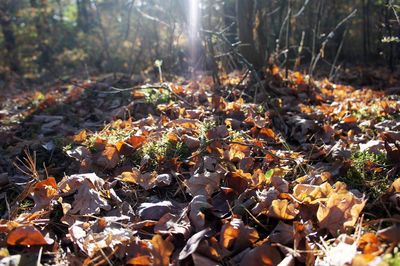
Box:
220;217;259;252
95;145;120;169
317;191;366;235
31;177;58;211
120;169;158;190
239;243;282;266
7;226;53;246
151;234;174;266
185;171;222;198
59;173;120;215
268;199;299;220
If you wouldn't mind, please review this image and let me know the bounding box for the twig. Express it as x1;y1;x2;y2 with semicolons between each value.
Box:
310;9;357;76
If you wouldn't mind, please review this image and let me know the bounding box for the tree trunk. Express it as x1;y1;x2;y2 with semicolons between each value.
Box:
76;0;91;32
30;0;51;67
0;1;19;72
236;0;262;69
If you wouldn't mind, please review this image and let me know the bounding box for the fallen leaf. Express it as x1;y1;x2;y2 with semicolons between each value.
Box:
179;228;211;260
220;217;259;251
185;171;222;198
239;243;282;266
151;234;174;266
95;145;120;169
138;201;173;220
31;177;58;211
120;169;158;190
317;191;366;235
59;173;120;215
7;226;53;246
268;199;299;220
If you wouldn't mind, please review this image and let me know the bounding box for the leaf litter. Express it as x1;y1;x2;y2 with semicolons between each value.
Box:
0;69;399;265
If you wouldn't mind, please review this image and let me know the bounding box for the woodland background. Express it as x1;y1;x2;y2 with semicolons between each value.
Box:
0;0;399;86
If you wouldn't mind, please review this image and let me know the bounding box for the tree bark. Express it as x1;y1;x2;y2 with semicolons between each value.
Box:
76;0;91;32
236;0;262;70
30;0;51;67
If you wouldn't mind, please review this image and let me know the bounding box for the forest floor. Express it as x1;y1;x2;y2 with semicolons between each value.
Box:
0;67;399;265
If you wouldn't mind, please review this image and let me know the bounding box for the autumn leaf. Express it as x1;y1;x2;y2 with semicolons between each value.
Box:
185;171;222;198
151;235;174;266
317;191;366;235
95;145;120;169
31;176;58;211
119;169;158;190
239;243;282;266
220;217;259;251
179;228;212;260
59;173;120;215
268;199;299;220
7;226;53;246
127;135;147;149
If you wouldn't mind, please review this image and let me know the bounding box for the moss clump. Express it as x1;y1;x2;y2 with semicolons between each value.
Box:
340;150;389;199
141;87;171;105
138;134;191;170
384;247;400;266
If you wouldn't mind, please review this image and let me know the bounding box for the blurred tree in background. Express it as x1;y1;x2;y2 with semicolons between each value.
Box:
0;0;398;84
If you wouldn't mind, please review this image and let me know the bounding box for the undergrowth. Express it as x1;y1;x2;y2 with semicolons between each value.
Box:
340;150;389;199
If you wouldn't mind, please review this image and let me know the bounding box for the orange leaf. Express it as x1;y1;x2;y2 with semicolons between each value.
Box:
343;116;357;123
96;145;120;169
73;130;87;142
127;135;146;149
220;217;259;251
268;199;299;220
151;235;174;266
127;256;152;266
259;128;276;140
358;233;381;255
7;226;53;246
32;177;58;211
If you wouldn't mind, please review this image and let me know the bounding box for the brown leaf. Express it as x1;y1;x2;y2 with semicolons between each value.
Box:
293;182;332;204
269;222;294;244
189;195;213;231
239;244;282;266
259;127;277;140
60;173;120;215
95;145;120;169
268;199;299;220
127;135;147;149
120;169;158;190
179;228;211;260
378;225;400;243
251;188;280;215
127;240;153;265
357;233;381;255
182;134;200;150
185;171;222;198
389;178;400;194
138;201;173;220
73;129;87;142
317;191;366;235
7;226;53;246
225;170;251;194
220;217;259;251
227;143;250;162
151;234;174;266
154;213;191;238
31;177;58;211
207;125;229;139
